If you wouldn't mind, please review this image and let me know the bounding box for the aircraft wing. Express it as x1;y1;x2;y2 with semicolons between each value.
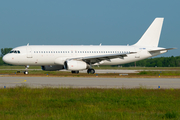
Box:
69;52;136;64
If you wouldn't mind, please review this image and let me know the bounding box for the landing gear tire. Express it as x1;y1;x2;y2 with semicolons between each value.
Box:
87;69;95;74
71;71;79;74
24;65;29;75
24;71;29;75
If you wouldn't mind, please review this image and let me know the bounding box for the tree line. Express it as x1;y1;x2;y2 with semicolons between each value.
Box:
0;48;12;65
0;48;179;67
120;56;180;67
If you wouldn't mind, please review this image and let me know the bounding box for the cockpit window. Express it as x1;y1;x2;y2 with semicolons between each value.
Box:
10;50;20;54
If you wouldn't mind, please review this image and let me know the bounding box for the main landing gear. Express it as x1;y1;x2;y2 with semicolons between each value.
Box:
71;69;95;74
87;69;95;74
24;65;29;75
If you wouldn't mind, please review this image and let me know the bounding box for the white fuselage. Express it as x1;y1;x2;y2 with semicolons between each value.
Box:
2;18;173;73
2;45;165;66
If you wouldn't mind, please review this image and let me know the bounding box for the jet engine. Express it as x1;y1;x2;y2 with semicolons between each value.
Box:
41;65;64;71
64;60;88;70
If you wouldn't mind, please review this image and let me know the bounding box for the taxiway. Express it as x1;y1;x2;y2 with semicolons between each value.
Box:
0;77;180;89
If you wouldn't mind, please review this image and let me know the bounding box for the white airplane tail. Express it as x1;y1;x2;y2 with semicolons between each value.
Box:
133;18;164;47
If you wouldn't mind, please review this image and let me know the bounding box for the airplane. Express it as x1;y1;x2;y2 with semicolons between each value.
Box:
3;18;175;74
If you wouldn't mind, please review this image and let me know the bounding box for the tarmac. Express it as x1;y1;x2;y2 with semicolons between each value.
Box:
0;69;139;73
0;77;180;89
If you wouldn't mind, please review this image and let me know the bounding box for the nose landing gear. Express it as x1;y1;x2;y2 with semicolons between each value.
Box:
24;65;29;75
24;71;29;75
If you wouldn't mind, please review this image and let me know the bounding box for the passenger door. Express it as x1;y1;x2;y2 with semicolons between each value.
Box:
27;46;33;58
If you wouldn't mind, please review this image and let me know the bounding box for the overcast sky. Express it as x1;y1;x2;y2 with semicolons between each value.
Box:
0;0;179;57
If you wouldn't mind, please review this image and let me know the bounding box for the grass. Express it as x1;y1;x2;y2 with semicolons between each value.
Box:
1;70;180;78
0;65;41;69
137;71;180;76
94;66;180;70
0;87;180;119
1;65;180;77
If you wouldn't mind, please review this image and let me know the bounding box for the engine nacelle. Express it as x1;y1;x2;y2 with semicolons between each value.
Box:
41;65;64;71
64;60;88;70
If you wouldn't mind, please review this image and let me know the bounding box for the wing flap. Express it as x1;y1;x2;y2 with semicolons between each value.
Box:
69;52;136;64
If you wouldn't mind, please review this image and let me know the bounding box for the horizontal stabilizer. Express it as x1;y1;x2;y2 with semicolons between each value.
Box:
148;48;176;52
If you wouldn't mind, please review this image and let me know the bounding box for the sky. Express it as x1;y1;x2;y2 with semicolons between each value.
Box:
0;0;179;57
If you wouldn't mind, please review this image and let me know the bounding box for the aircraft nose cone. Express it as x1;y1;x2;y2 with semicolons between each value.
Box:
3;55;7;63
2;55;10;64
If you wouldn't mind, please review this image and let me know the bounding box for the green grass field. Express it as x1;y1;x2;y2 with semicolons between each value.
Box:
1;65;180;77
0;87;179;120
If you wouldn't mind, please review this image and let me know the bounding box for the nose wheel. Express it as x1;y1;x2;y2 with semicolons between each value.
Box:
24;71;29;75
87;69;95;74
24;65;29;75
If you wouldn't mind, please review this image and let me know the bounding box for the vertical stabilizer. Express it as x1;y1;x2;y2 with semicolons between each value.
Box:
133;18;164;47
